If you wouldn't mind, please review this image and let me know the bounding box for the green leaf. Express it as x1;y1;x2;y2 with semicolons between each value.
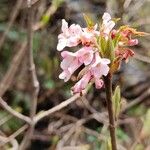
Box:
134;144;144;150
104;38;115;62
52;0;64;7
99;36;107;56
117;128;129;142
100;137;112;150
41;15;50;25
106;138;112;150
112;18;121;23
113;33;121;48
83;14;94;28
43;79;55;89
112;86;121;120
141;109;150;138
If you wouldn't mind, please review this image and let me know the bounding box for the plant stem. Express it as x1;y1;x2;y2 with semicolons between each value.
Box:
104;73;117;150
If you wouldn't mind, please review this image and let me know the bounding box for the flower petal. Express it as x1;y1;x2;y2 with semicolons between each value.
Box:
59;71;71;82
71;72;91;93
95;78;104;89
102;12;111;22
61;19;68;33
57;39;67;51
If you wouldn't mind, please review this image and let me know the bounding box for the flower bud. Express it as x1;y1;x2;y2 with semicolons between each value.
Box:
128;39;138;46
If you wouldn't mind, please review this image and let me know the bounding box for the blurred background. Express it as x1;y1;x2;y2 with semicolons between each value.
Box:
0;0;150;149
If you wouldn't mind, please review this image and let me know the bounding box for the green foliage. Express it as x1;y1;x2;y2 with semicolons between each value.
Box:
112;86;121;120
116;128;129;142
51;135;59;145
83;14;95;28
41;15;50;25
112;33;121;48
0;24;26;41
141;109;150;138
86;134;101;150
33;33;41;54
134;144;144;150
99;36;107;55
52;0;64;7
99;36;115;62
100;137;112;150
1;116;23;133
43;79;55;89
127;105;146;116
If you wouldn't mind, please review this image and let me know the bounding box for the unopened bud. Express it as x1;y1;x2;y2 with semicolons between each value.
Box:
128;39;138;46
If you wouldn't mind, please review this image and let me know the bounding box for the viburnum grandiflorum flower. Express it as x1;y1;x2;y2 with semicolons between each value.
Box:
57;12;147;94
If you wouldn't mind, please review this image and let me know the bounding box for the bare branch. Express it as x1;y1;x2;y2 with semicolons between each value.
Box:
33;3;59;31
0;97;31;124
134;53;150;64
19;0;39;149
121;88;150;113
0;124;28;147
34;89;89;123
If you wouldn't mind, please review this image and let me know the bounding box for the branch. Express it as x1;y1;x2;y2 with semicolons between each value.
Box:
0;97;31;124
0;124;28;147
26;0;39;123
34;88;89;123
134;53;150;64
104;73;117;150
0;130;19;149
0;0;56;97
33;2;59;31
19;0;39;149
121;88;150;113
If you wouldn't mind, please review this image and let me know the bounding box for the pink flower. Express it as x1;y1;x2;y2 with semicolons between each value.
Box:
71;52;110;93
57;19;82;51
81;25;99;46
77;47;94;65
91;52;110;77
59;47;94;82
59;51;81;82
90;52;110;89
71;72;91;93
102;13;115;35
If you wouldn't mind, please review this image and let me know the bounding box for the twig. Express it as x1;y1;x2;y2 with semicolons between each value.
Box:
56;126;75;150
0;0;23;50
19;0;39;149
0;97;31;123
27;0;39;124
121;88;150;113
33;3;58;31
104;73;117;150
0;124;28;147
0;135;19;150
0;0;56;98
34;89;88;123
134;53;150;64
0;114;12;126
0;41;27;97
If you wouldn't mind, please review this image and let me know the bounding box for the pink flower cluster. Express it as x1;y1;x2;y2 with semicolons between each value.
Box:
57;12;142;93
57;13;113;94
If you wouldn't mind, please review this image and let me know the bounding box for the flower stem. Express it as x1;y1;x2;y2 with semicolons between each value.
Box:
104;73;117;150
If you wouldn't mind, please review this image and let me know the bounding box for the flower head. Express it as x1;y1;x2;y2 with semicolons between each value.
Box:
59;47;94;82
57;12;144;93
57;19;82;51
71;52;110;94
